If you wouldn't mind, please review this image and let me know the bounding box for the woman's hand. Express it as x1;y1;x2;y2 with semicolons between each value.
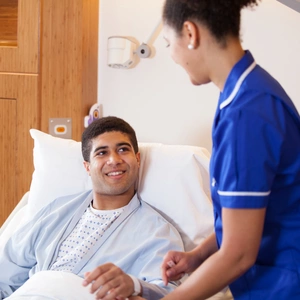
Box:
161;250;201;285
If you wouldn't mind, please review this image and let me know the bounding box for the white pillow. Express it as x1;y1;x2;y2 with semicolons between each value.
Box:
28;129;214;251
137;143;214;251
28;129;92;213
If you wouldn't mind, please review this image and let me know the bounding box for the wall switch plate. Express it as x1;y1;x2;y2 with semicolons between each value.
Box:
49;118;72;139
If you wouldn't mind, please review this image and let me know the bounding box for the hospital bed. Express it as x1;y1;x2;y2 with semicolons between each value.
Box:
0;129;233;299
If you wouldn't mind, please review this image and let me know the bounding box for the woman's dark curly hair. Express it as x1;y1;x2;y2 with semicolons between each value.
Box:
163;0;260;45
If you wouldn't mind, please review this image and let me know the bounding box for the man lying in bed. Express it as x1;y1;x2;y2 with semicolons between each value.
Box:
0;116;184;300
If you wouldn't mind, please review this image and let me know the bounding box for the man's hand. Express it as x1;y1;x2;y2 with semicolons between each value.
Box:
82;263;135;300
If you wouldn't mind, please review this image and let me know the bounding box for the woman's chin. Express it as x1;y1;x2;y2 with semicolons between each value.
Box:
190;78;203;86
190;77;210;86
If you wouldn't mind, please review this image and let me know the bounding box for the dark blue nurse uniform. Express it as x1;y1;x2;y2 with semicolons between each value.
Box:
210;51;300;299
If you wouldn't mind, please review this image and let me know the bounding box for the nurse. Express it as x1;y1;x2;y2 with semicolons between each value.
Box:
158;0;300;299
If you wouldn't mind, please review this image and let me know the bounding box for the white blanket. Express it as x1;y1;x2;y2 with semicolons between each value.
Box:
6;270;233;300
6;271;94;300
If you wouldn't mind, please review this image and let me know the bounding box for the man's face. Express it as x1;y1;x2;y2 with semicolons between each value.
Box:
84;131;140;199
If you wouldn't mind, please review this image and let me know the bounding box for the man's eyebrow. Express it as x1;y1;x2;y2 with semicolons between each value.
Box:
116;142;132;148
93;142;132;154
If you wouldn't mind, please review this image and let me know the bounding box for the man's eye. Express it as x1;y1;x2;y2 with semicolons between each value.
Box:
97;151;106;156
119;147;129;153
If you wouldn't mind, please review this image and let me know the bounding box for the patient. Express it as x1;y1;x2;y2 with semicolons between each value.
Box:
0;116;184;300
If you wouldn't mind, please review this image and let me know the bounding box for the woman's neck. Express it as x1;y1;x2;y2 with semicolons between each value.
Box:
206;38;244;91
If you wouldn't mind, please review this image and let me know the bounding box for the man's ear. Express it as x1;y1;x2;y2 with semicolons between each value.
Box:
136;152;141;167
183;20;200;49
83;161;91;175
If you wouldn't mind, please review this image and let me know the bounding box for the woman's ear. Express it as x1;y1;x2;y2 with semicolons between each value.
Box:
183;20;200;49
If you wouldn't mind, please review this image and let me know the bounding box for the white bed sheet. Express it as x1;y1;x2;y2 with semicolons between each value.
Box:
5;271;94;300
5;270;232;300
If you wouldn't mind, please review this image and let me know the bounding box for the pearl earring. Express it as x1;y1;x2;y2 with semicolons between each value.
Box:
188;44;194;50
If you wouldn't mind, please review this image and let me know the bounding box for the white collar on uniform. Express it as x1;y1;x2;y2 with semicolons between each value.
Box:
220;61;256;110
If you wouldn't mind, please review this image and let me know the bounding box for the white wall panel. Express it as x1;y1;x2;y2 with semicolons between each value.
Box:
98;0;300;152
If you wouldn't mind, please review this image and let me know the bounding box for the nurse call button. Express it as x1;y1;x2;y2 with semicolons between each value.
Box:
54;125;67;135
49;118;72;139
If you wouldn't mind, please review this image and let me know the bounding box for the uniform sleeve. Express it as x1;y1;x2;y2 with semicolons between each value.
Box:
213;94;286;208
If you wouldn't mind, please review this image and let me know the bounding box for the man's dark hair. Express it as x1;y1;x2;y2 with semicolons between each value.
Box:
81;116;139;162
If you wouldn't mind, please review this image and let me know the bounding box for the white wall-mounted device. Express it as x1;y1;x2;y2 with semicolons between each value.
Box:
107;19;162;69
107;36;137;69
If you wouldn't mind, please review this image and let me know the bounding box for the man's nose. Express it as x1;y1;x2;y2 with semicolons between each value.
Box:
106;152;122;165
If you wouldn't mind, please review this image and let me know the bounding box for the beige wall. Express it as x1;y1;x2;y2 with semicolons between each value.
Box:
98;0;300;152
